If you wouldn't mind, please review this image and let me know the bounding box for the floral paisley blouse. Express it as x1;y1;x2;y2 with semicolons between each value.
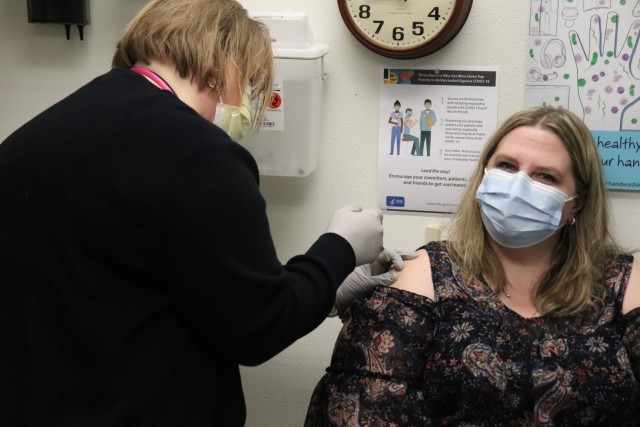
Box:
305;241;640;426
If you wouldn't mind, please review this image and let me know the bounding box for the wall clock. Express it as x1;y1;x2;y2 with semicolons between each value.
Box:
337;0;473;59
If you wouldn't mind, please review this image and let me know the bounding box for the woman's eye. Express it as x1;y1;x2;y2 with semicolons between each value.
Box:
536;173;557;183
496;161;516;171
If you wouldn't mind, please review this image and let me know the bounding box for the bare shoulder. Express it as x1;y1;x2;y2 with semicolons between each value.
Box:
622;258;640;315
390;248;435;300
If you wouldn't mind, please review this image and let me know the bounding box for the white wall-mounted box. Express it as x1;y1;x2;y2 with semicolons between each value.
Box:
242;11;329;177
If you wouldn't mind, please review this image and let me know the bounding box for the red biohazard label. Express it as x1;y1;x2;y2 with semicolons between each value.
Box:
270;91;282;109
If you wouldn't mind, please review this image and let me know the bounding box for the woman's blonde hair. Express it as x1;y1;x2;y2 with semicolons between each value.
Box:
448;106;621;316
112;0;274;128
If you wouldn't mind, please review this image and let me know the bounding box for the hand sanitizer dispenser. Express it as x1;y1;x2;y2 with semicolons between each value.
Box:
243;11;329;177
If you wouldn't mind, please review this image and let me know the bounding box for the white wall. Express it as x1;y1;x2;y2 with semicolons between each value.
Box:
1;1;638;426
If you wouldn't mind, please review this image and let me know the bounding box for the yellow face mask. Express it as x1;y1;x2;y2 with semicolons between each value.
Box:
212;86;259;142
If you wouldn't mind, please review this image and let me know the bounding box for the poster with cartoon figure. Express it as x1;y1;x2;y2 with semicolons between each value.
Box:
524;0;640;190
378;66;499;214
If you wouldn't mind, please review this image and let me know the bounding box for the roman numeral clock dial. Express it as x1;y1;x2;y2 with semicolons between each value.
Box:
337;0;473;59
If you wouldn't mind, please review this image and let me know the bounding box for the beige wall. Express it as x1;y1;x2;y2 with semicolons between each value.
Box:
1;1;638;426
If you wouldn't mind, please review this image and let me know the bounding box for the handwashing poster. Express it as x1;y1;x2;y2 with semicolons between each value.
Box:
377;66;499;214
524;0;640;190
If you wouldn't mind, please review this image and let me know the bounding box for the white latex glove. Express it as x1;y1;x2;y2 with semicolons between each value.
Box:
330;248;418;317
326;204;383;266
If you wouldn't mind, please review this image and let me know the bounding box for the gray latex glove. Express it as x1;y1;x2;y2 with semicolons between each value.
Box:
326;204;383;266
329;248;418;317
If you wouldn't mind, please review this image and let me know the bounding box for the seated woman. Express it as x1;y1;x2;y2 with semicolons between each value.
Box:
305;106;640;426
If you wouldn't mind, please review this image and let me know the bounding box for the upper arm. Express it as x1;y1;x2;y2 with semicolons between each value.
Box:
622;259;640;315
390;249;435;300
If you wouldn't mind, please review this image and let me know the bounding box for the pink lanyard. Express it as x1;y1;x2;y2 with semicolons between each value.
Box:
131;67;175;94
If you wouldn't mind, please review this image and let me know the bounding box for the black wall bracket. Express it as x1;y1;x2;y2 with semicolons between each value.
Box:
27;0;90;40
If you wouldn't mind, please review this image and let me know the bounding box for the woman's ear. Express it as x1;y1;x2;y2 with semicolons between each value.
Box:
570;194;585;219
207;68;219;92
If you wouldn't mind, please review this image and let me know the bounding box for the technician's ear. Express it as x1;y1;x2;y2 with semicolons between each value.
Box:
569;194;585;222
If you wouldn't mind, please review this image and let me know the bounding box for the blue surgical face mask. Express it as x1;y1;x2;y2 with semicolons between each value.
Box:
475;168;576;248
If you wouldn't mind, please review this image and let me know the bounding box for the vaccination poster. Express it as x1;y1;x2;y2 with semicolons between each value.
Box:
378;66;499;214
524;0;640;191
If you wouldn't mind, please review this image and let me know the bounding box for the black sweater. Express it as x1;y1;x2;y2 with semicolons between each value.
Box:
0;68;354;426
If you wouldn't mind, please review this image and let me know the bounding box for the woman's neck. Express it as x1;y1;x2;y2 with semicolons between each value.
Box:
132;60;217;120
489;236;558;291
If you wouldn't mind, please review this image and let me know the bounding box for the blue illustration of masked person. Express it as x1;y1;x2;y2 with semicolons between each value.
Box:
388;100;403;155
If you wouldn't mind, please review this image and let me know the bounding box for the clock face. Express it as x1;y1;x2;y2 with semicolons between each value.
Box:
338;0;473;59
